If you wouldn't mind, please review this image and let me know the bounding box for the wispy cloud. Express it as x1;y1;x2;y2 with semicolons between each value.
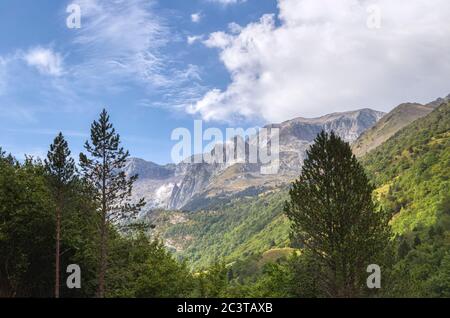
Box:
61;0;207;104
71;0;170;89
1;0;207;122
23;47;64;76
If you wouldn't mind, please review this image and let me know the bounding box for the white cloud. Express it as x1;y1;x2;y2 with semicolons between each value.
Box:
203;32;234;49
23;47;64;76
66;0;205;99
190;0;450;123
228;22;242;34
191;12;202;23
187;35;204;45
71;0;171;89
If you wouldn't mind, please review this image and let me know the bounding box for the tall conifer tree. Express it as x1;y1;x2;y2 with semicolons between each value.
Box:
284;131;391;297
79;109;145;298
45;132;76;298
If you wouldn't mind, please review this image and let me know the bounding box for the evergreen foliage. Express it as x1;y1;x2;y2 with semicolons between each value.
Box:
284;131;391;297
44;132;76;298
79;109;145;297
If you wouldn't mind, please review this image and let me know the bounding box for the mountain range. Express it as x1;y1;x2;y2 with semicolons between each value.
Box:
126;94;449;215
125;108;385;211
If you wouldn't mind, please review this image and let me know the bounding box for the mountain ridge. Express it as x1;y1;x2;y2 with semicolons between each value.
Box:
127;108;384;211
353;94;450;157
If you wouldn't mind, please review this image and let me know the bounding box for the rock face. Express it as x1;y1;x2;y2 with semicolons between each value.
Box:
124;159;181;213
269;108;385;174
126;108;385;211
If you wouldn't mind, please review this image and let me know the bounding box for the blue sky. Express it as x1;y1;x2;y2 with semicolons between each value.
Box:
0;0;278;163
0;0;449;164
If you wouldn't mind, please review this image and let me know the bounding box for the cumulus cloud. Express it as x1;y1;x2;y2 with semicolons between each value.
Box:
190;0;450;123
23;47;64;76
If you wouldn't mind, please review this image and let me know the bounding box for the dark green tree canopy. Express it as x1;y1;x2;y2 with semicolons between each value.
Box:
45;132;76;187
79;109;145;223
285;131;391;297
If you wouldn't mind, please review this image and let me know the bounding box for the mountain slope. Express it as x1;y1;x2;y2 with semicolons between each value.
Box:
353;94;449;157
362;101;450;233
124;158;182;211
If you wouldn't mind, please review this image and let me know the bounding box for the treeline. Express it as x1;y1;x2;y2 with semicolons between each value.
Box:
0;109;226;298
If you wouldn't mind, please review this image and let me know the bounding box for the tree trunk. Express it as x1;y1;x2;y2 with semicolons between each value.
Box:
55;203;61;298
97;210;107;298
97;164;108;298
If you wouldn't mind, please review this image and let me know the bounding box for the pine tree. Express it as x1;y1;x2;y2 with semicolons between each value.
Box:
44;132;76;298
79;109;145;298
284;131;391;297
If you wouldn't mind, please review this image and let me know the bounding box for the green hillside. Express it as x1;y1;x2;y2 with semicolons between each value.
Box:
361;102;450;296
362;102;450;234
163;190;291;269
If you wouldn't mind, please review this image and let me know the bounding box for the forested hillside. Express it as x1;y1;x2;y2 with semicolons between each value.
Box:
160;190;290;268
362;102;450;296
363;102;450;234
0;154;195;297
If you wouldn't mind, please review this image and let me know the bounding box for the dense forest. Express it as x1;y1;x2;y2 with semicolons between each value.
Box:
1;103;449;298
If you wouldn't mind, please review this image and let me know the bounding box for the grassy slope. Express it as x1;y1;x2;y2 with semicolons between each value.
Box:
352;103;433;157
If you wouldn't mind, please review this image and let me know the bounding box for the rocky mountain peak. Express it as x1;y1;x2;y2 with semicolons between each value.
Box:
128;108;385;211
